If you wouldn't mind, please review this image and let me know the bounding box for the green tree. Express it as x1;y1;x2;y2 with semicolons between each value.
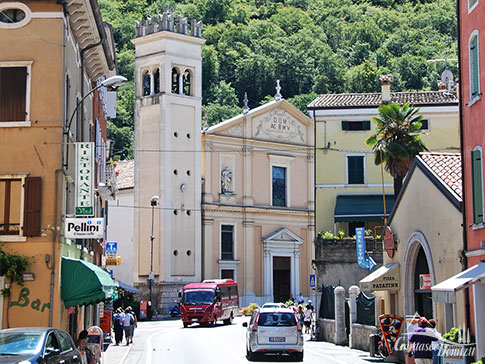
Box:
365;102;428;197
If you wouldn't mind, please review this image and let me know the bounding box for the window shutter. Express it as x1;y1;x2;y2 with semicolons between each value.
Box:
470;37;480;97
348;156;364;184
342;121;349;130
0;67;27;122
23;177;42;236
471;150;484;224
363;120;370;130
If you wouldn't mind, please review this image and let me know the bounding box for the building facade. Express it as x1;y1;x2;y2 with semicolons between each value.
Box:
0;0;118;336
202;98;315;306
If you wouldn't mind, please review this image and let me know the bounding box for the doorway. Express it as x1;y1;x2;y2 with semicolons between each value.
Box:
273;256;290;303
414;246;432;318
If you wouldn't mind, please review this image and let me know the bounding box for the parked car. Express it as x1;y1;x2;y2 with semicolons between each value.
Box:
243;307;304;361
261;302;286;309
0;327;82;364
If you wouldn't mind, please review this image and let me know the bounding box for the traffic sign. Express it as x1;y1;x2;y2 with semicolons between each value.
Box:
309;274;316;287
106;241;118;254
106;257;121;265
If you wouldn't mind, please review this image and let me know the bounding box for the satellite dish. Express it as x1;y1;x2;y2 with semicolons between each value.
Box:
441;69;454;84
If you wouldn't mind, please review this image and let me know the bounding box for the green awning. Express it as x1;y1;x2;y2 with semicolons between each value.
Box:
61;257;116;308
334;195;395;222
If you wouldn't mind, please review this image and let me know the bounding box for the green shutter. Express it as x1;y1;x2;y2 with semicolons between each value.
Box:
348;156;364;184
471;150;484;224
342;121;349;130
471;37;480;97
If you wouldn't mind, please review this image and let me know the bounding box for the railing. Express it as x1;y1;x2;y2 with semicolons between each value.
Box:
0;223;20;235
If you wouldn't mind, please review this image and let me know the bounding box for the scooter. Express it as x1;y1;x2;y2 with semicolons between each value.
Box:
169;301;180;317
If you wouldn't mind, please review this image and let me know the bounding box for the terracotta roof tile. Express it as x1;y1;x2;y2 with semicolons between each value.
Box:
308;91;458;109
115;160;134;190
419;153;462;198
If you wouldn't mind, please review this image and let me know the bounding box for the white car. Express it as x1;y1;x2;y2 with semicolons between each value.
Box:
243;307;304;361
261;302;286;309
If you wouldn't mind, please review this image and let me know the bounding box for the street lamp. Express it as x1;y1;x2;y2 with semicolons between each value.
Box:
65;75;127;137
149;195;159;308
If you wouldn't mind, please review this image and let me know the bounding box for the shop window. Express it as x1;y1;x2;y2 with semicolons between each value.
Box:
272;166;287;207
472;149;484;224
347;155;365;184
142;70;150;96
153;68;160;94
0;66;29;123
171;67;180;94
0;177;41;237
221;224;234;260
183;69;192;96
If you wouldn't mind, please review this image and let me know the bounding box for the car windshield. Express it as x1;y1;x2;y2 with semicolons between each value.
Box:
258;312;297;327
183;289;214;305
0;332;43;355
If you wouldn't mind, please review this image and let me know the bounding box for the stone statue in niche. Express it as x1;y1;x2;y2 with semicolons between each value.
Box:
221;166;233;194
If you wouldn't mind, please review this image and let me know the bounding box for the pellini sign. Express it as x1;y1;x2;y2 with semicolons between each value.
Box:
65;218;104;239
75;142;94;216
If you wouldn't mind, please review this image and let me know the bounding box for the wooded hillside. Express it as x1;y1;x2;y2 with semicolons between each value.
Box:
99;0;457;158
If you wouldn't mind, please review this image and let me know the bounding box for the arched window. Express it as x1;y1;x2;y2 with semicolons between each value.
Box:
171;67;180;94
153;68;160;94
183;69;192;96
142;70;150;96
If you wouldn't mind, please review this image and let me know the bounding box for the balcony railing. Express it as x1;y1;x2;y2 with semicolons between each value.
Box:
0;223;20;235
97;161;118;200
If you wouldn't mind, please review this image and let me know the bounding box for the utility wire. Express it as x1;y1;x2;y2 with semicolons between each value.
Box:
0;10;64;47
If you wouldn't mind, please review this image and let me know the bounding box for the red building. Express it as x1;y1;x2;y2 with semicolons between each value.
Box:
457;0;485;358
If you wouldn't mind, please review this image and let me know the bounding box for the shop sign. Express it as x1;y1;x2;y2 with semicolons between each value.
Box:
140;300;148;320
106;257;121;265
384;226;396;258
65;218;104;239
419;274;432;290
75;142;94;216
378;314;403;356
356;227;376;271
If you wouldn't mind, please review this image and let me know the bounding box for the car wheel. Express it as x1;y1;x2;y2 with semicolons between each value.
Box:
247;346;257;361
183;322;189;328
293;351;303;361
223;314;233;325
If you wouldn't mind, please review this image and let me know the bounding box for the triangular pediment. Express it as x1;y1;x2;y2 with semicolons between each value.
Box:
205;99;313;144
262;228;304;245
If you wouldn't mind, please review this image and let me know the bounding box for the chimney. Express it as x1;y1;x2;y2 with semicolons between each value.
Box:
380;75;392;104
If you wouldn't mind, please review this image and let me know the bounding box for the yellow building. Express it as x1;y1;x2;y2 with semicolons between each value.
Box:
202;96;315;306
0;0;118;336
309;81;459;239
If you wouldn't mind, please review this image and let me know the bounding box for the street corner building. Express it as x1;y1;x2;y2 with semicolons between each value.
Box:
0;0;120;336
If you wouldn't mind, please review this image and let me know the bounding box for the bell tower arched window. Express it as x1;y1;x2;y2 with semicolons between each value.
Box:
142;70;150;96
183;69;192;96
171;67;180;94
153;68;160;94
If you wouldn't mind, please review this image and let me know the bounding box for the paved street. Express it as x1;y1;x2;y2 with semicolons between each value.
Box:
102;317;383;364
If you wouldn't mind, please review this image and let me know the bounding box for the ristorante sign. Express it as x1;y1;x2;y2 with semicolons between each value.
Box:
75;142;94;216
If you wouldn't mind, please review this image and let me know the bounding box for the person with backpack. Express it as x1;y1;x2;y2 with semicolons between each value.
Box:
123;307;134;345
127;306;138;342
112;307;124;346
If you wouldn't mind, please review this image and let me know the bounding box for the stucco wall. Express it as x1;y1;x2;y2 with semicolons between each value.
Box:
350;323;378;351
319;318;336;343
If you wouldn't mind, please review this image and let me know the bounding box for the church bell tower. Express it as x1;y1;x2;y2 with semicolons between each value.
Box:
132;11;204;313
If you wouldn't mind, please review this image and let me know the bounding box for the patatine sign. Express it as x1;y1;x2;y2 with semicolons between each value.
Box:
255;109;305;143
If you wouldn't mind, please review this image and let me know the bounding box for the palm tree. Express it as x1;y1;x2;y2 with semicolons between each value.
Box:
365;102;428;198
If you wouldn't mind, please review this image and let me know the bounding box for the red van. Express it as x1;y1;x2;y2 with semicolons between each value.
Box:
180;279;239;328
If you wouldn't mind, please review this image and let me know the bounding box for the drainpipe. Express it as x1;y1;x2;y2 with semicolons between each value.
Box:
455;0;471;331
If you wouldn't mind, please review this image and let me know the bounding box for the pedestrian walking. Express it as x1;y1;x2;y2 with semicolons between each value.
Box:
127;306;138;341
297;305;305;325
428;319;441;364
408;317;438;364
123;308;135;345
75;330;95;364
297;293;304;305
112;307;124;345
303;300;314;334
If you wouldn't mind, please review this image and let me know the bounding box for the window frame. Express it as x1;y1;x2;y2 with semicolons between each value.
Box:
469;31;481;105
220;223;235;260
346;154;366;185
0;61;32;127
341;120;371;131
268;154;294;208
0;2;32;29
468;0;479;13
471;147;484;226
